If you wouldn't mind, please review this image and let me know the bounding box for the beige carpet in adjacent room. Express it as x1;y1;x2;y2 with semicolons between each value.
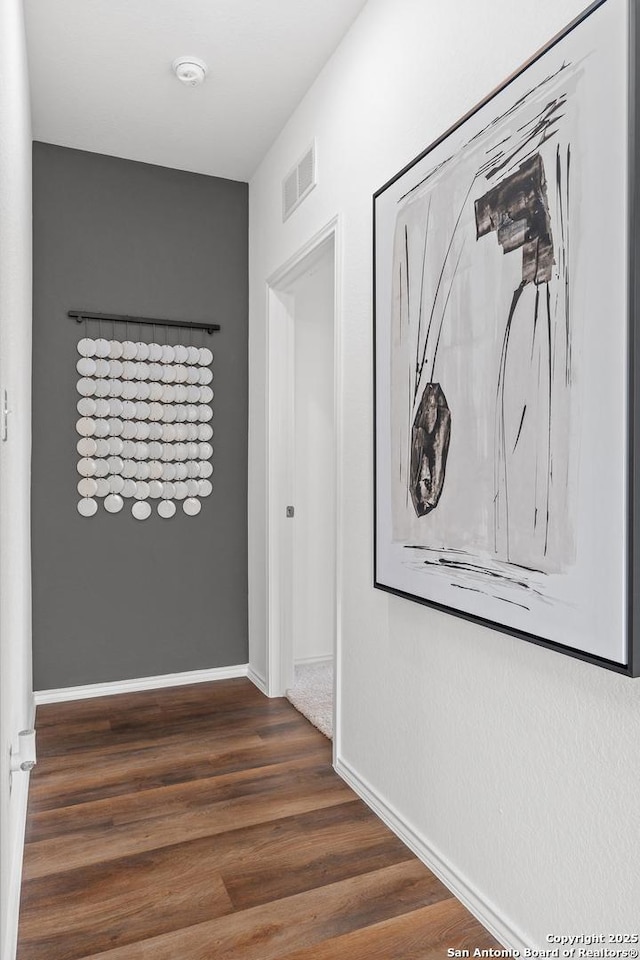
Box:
286;661;333;739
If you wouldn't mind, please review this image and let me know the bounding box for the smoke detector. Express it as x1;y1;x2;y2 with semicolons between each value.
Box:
172;56;208;87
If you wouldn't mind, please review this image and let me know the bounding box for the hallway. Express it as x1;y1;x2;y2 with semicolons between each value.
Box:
17;680;498;959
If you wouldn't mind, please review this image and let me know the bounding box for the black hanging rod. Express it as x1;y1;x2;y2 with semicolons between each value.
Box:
68;310;220;335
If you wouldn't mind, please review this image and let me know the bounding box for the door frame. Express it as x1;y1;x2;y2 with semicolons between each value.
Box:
264;215;342;755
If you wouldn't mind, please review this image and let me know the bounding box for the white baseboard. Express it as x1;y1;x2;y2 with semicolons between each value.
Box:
34;664;249;705
334;755;529;954
3;767;31;960
247;665;268;695
294;654;333;666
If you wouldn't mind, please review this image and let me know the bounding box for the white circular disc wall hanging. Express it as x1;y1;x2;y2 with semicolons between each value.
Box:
75;335;214;519
132;500;152;520
108;436;124;456
148;480;163;498
121;381;137;400
77;357;96;377
77;397;96;417
78;338;96;357
94;380;110;398
77;377;95;397
77;436;97;457
122;440;136;460
76;417;96;436
134;480;150;500
78;477;98;498
77;457;96;477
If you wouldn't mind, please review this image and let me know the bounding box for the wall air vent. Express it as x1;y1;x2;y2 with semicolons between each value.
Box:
282;141;317;222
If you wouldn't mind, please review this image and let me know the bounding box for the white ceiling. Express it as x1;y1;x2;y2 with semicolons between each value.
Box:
24;0;368;182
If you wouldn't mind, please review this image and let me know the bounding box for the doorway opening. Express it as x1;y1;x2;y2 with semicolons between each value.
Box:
266;221;340;745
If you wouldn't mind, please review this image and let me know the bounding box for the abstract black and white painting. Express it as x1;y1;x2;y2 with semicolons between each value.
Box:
374;0;636;670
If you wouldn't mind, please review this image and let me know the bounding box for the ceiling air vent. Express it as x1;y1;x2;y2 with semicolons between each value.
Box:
282;141;317;222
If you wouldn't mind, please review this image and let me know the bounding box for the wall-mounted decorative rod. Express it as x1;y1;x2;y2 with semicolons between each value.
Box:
68;310;220;335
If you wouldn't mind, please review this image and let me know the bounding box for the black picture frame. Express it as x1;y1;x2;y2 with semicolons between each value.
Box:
373;0;640;677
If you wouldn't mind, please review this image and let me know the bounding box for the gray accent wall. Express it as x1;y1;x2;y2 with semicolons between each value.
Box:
32;142;248;690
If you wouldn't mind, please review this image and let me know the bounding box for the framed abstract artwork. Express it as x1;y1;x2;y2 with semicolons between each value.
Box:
373;0;640;675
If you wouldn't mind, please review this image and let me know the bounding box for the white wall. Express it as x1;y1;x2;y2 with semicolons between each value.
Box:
0;0;34;956
291;246;335;663
249;0;640;944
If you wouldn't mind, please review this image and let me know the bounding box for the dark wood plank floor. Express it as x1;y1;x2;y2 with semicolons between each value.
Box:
17;678;500;959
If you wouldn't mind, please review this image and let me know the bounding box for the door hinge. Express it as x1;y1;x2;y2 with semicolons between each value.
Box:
1;390;9;442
